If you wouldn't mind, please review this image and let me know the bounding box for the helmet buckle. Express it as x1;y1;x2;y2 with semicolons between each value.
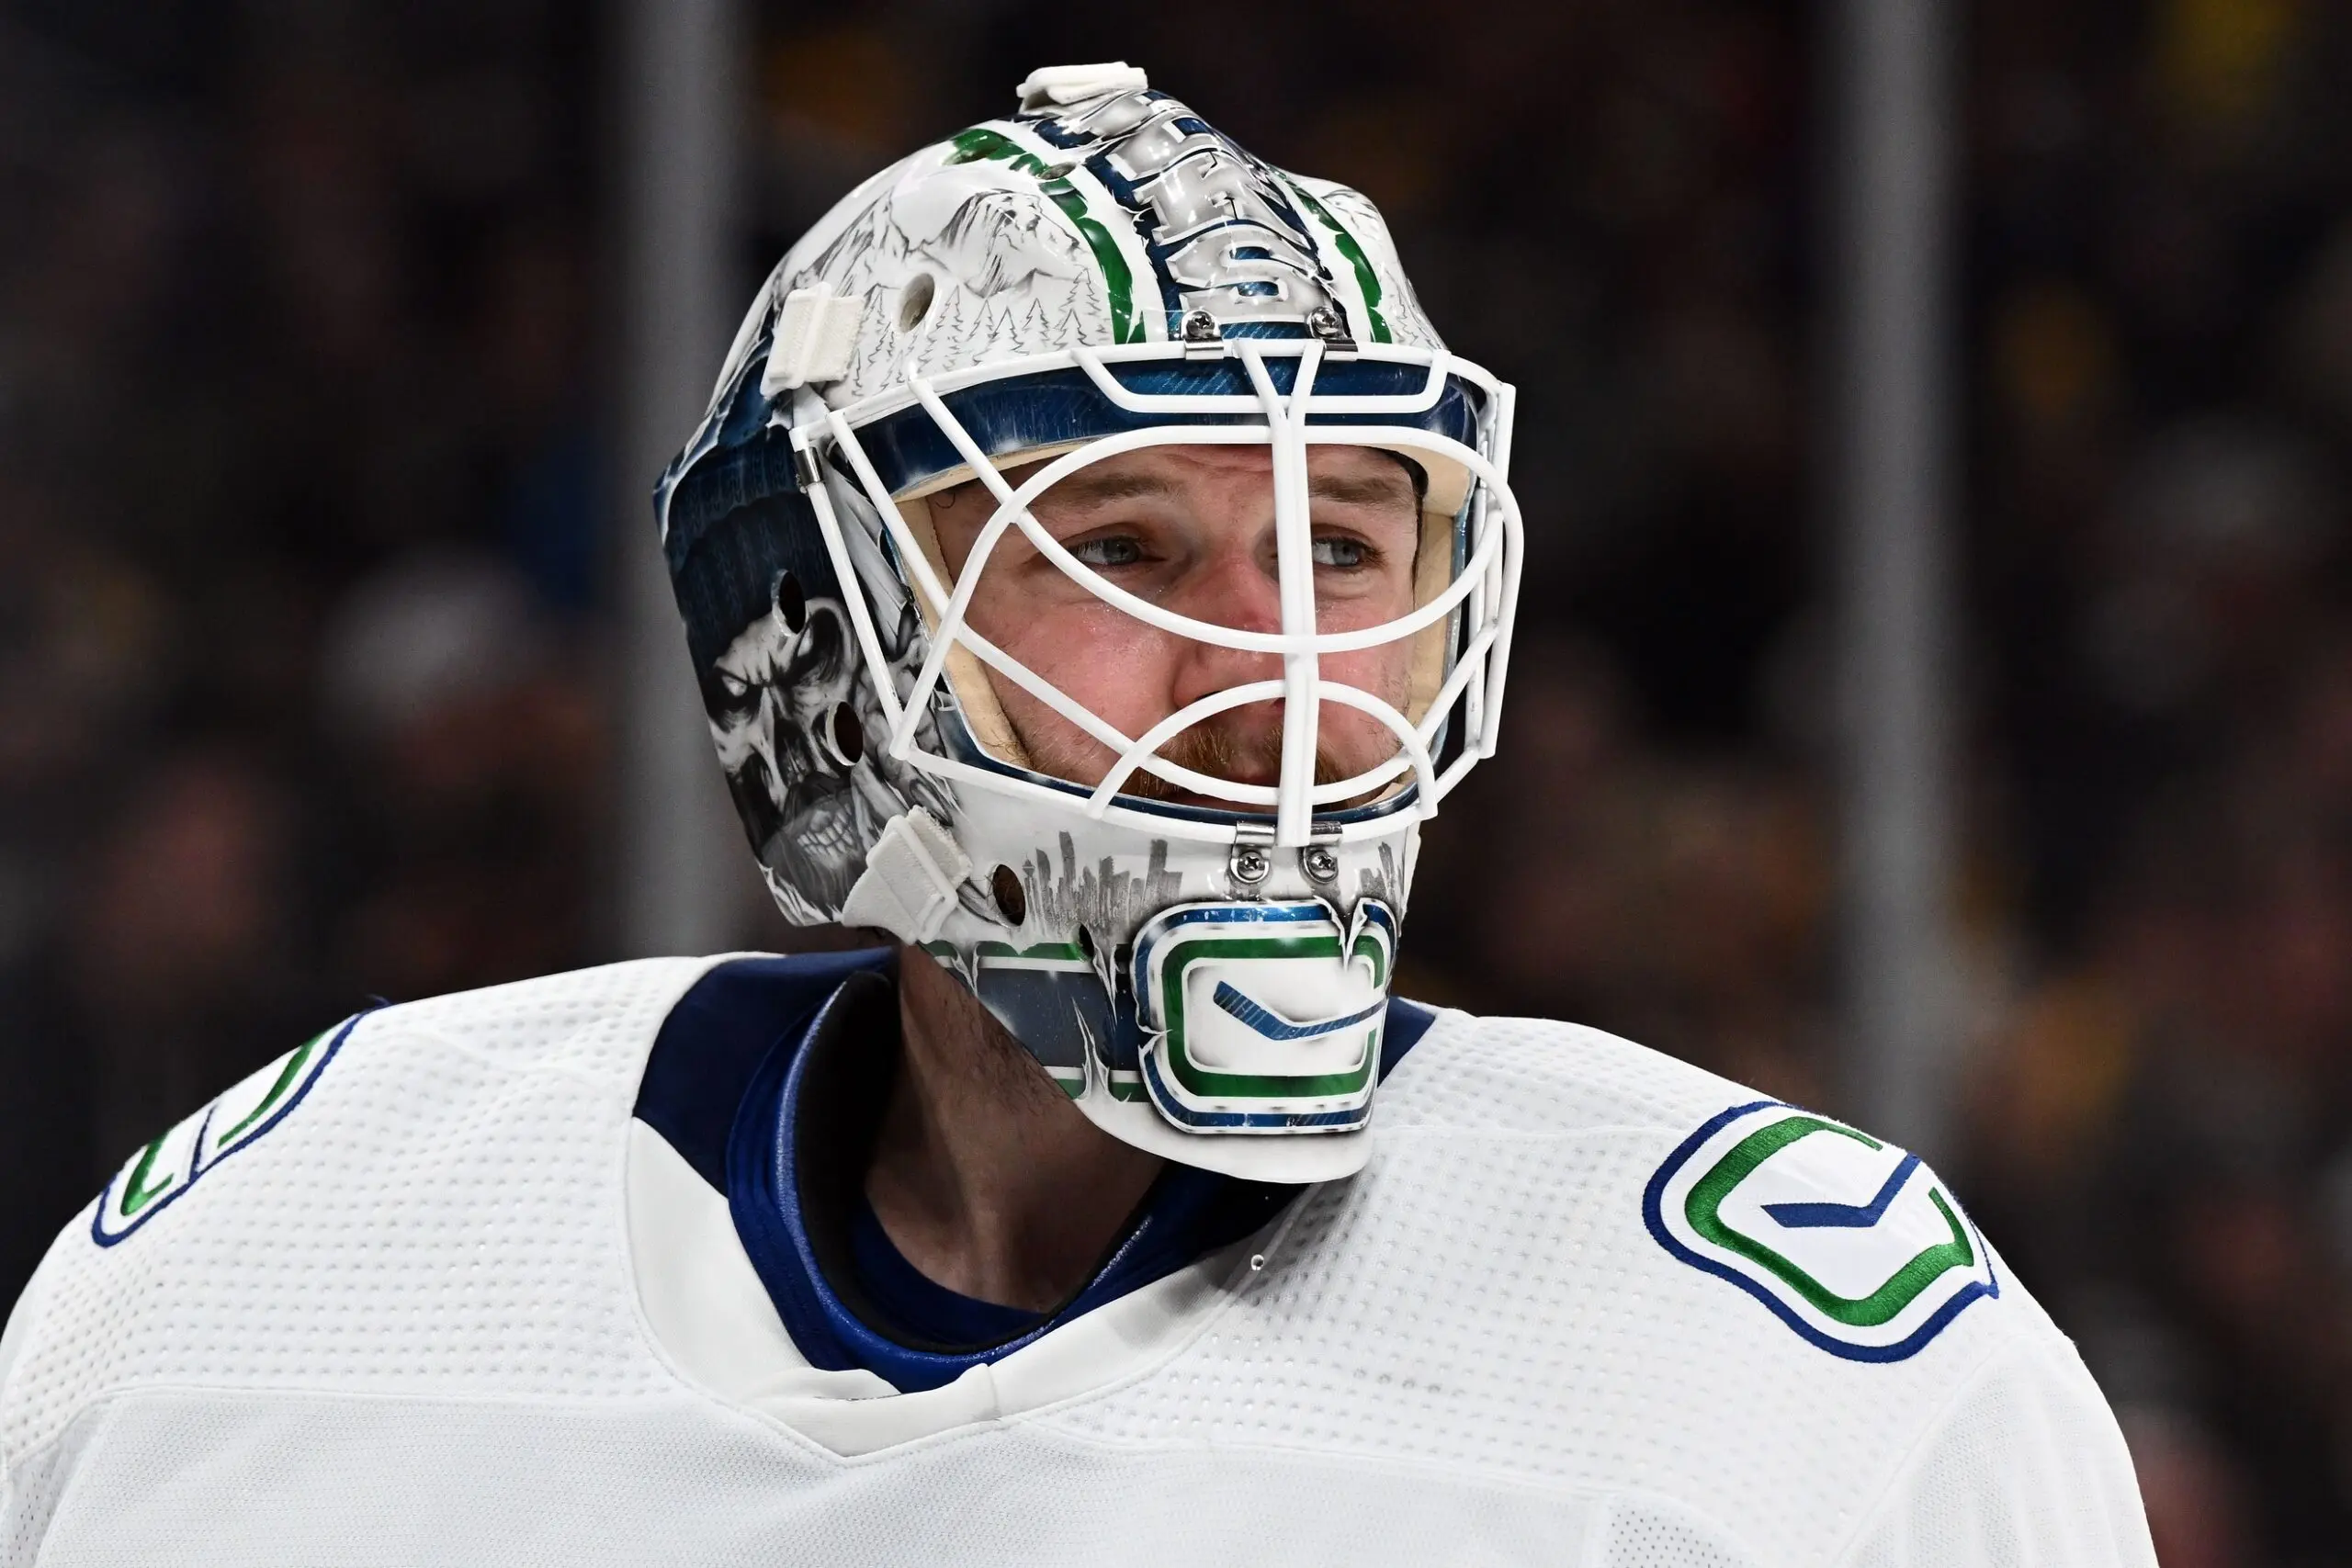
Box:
1227;823;1275;890
1179;308;1225;358
1306;305;1357;355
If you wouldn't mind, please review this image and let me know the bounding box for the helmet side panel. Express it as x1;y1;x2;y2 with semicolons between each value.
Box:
659;358;959;926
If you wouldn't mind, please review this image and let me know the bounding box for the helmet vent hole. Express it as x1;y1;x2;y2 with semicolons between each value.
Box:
990;864;1026;926
773;570;806;633
823;703;864;767
897;273;937;333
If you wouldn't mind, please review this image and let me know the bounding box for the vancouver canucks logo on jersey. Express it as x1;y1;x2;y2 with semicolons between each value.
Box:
1643;1100;1998;1361
91;1014;361;1246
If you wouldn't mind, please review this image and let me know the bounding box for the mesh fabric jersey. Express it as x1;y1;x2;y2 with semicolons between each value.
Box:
0;957;2153;1566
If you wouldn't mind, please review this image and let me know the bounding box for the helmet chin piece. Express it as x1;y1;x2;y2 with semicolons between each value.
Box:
853;787;1416;1181
656;68;1521;1179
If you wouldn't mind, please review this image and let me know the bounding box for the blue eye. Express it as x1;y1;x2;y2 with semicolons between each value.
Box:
1312;536;1370;570
1070;536;1147;569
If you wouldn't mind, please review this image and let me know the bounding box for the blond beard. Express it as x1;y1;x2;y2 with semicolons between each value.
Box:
1015;714;1386;808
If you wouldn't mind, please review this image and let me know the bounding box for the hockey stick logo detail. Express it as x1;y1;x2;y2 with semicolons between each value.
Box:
1643;1100;2000;1360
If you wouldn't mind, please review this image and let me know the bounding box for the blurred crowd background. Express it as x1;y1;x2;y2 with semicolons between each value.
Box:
4;1;2350;1561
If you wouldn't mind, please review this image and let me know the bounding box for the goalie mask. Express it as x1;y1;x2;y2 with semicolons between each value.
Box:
655;63;1521;1181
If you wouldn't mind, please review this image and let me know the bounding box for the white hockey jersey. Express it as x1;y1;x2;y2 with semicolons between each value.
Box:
0;956;2154;1566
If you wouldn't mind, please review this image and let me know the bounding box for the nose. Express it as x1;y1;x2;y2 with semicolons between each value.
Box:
1164;543;1289;758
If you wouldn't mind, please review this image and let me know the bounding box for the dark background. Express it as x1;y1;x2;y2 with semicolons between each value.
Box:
6;2;2351;1561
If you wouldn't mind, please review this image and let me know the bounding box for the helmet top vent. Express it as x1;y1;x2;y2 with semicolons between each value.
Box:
1016;62;1148;111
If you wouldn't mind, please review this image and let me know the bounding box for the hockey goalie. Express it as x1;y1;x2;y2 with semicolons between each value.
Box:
0;62;2155;1567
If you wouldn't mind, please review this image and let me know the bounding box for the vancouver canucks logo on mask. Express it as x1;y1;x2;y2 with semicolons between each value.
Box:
1129;899;1396;1133
1643;1101;1999;1360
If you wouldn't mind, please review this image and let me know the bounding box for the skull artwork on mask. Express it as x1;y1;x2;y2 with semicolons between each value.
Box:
702;570;959;922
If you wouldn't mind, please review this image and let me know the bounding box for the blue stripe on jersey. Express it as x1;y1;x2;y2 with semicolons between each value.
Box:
632;949;894;1190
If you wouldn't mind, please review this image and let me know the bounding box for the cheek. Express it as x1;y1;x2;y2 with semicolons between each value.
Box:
1317;643;1419;767
1320;641;1415;708
978;599;1184;730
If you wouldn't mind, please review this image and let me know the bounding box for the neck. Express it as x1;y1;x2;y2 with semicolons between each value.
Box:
864;945;1164;1313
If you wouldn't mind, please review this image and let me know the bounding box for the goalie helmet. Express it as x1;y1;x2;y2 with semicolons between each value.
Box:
656;63;1521;1181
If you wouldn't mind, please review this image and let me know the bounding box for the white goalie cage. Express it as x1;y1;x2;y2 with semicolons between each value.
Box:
791;336;1523;852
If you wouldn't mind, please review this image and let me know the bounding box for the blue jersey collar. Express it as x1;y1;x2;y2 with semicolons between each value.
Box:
634;951;1440;1395
726;968;1313;1392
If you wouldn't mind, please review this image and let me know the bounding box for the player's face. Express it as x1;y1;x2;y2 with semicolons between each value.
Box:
926;444;1423;805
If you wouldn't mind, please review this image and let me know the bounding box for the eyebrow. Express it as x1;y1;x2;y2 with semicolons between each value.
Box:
1034;470;1177;508
1307;470;1419;511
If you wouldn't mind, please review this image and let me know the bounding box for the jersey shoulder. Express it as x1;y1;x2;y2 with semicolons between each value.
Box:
1100;1009;2120;1562
0;955;727;1477
74;955;722;1247
1377;1005;2064;1361
1380;1005;1767;1137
